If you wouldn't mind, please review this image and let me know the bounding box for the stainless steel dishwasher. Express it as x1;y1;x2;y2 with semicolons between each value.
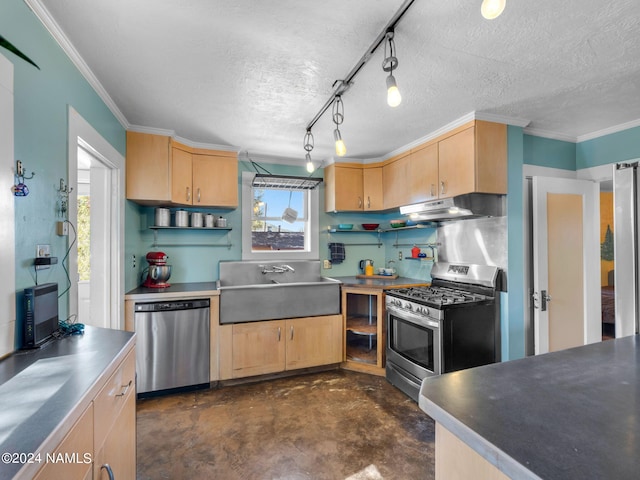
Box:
134;299;210;397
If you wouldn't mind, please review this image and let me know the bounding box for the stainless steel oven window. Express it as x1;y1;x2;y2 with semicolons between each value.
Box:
388;313;439;373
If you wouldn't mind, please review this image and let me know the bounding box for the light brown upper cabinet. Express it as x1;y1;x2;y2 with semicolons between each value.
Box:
322;120;507;212
383;152;411;209
325;164;383;212
126;131;238;207
362;166;383;211
437;121;507;199
408;143;439;205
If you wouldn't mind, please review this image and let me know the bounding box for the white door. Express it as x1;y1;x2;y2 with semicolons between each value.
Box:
532;176;600;354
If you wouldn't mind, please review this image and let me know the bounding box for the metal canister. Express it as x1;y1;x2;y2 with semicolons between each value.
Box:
191;212;204;228
155;208;170;227
216;216;227;228
174;209;189;227
205;214;215;228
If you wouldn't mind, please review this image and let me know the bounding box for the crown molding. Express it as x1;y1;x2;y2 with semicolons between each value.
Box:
127;124;175;137
173;135;238;152
577;117;640;143
474;112;531;128
25;0;129;129
522;127;577;143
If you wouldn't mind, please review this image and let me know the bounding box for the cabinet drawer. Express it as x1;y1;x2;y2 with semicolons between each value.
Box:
94;351;135;450
33;403;93;480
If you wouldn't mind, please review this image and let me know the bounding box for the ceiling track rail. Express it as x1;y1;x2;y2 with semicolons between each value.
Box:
305;0;416;132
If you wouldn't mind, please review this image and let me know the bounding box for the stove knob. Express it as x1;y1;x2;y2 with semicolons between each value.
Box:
405;302;412;311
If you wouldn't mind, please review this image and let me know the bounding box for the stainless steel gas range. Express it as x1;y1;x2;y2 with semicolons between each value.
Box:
385;262;501;401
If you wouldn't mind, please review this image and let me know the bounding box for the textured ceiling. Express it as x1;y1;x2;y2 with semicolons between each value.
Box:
38;0;640;163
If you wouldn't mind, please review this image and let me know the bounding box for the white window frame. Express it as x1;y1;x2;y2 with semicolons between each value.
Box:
241;171;319;260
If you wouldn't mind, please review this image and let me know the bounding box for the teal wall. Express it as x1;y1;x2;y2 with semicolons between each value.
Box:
506;126;525;360
577;126;640;169
523;135;576;170
125;161;437;288
1;1;125;321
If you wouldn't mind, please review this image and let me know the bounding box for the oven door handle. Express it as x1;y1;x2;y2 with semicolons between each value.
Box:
387;305;440;329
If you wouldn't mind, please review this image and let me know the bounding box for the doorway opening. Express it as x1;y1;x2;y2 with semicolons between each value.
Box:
599;180;615;341
67;107;125;330
76;145;112;328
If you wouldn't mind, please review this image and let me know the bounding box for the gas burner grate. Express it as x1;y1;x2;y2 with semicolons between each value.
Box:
389;286;490;307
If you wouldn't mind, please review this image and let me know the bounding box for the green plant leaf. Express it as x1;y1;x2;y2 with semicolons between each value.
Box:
0;34;40;70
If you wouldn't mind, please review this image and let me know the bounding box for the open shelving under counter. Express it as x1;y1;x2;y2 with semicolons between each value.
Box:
337;276;429;376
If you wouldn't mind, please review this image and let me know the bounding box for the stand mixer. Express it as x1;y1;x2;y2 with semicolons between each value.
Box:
142;251;172;288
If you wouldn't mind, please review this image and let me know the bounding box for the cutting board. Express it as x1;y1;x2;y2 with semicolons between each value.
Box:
356;274;398;279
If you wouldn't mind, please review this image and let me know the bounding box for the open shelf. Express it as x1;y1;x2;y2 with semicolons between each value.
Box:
346;315;377;336
346;343;378;365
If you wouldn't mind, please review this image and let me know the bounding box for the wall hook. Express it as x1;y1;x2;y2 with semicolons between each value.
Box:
15;160;35;179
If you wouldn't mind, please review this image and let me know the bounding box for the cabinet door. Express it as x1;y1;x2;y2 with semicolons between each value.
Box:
438;127;475;198
171;146;193;205
232;320;286;377
363;167;383;210
94;391;136;480
335;165;364;211
192;153;238;207
383;154;411;209
33;403;93;480
126;131;171;202
286;315;343;370
409;143;439;203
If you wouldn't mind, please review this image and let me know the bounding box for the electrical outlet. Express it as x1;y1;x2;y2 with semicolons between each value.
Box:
323;259;332;269
132;254;137;269
398;251;403;260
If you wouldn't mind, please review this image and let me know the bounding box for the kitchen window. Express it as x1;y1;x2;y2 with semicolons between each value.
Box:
241;172;319;260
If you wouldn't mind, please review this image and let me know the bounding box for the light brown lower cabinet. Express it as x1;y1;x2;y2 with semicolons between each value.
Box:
33;350;136;480
435;423;510;480
219;315;343;380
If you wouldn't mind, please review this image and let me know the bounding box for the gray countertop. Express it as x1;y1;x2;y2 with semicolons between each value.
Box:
419;335;640;480
0;326;135;479
125;281;219;300
331;276;428;289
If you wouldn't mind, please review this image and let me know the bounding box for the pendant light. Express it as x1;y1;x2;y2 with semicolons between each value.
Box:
481;0;506;19
332;96;347;157
303;130;315;172
382;29;402;107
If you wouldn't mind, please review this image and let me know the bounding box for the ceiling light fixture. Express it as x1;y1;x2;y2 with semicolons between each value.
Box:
481;0;506;19
303;129;315;172
382;29;402;107
303;0;416;158
332;96;347;157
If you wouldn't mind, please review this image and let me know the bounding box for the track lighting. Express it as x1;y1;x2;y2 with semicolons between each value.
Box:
332;96;347;157
305;153;314;173
303;129;315;172
481;0;506;19
383;29;401;107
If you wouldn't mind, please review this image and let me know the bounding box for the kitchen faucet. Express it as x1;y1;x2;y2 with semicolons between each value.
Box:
260;264;295;274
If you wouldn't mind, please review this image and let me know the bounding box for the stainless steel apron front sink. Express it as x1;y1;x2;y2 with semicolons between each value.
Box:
218;260;341;324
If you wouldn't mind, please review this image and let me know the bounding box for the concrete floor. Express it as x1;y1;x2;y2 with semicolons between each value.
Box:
136;369;435;480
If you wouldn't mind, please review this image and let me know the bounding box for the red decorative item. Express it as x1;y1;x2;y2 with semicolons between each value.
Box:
143;251;171;288
411;246;421;258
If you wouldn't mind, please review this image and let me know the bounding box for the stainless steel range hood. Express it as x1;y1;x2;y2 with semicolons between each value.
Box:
399;193;505;222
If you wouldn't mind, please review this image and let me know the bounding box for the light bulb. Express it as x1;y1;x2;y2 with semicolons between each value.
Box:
481;0;506;19
305;153;314;173
386;74;402;107
334;128;347;157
